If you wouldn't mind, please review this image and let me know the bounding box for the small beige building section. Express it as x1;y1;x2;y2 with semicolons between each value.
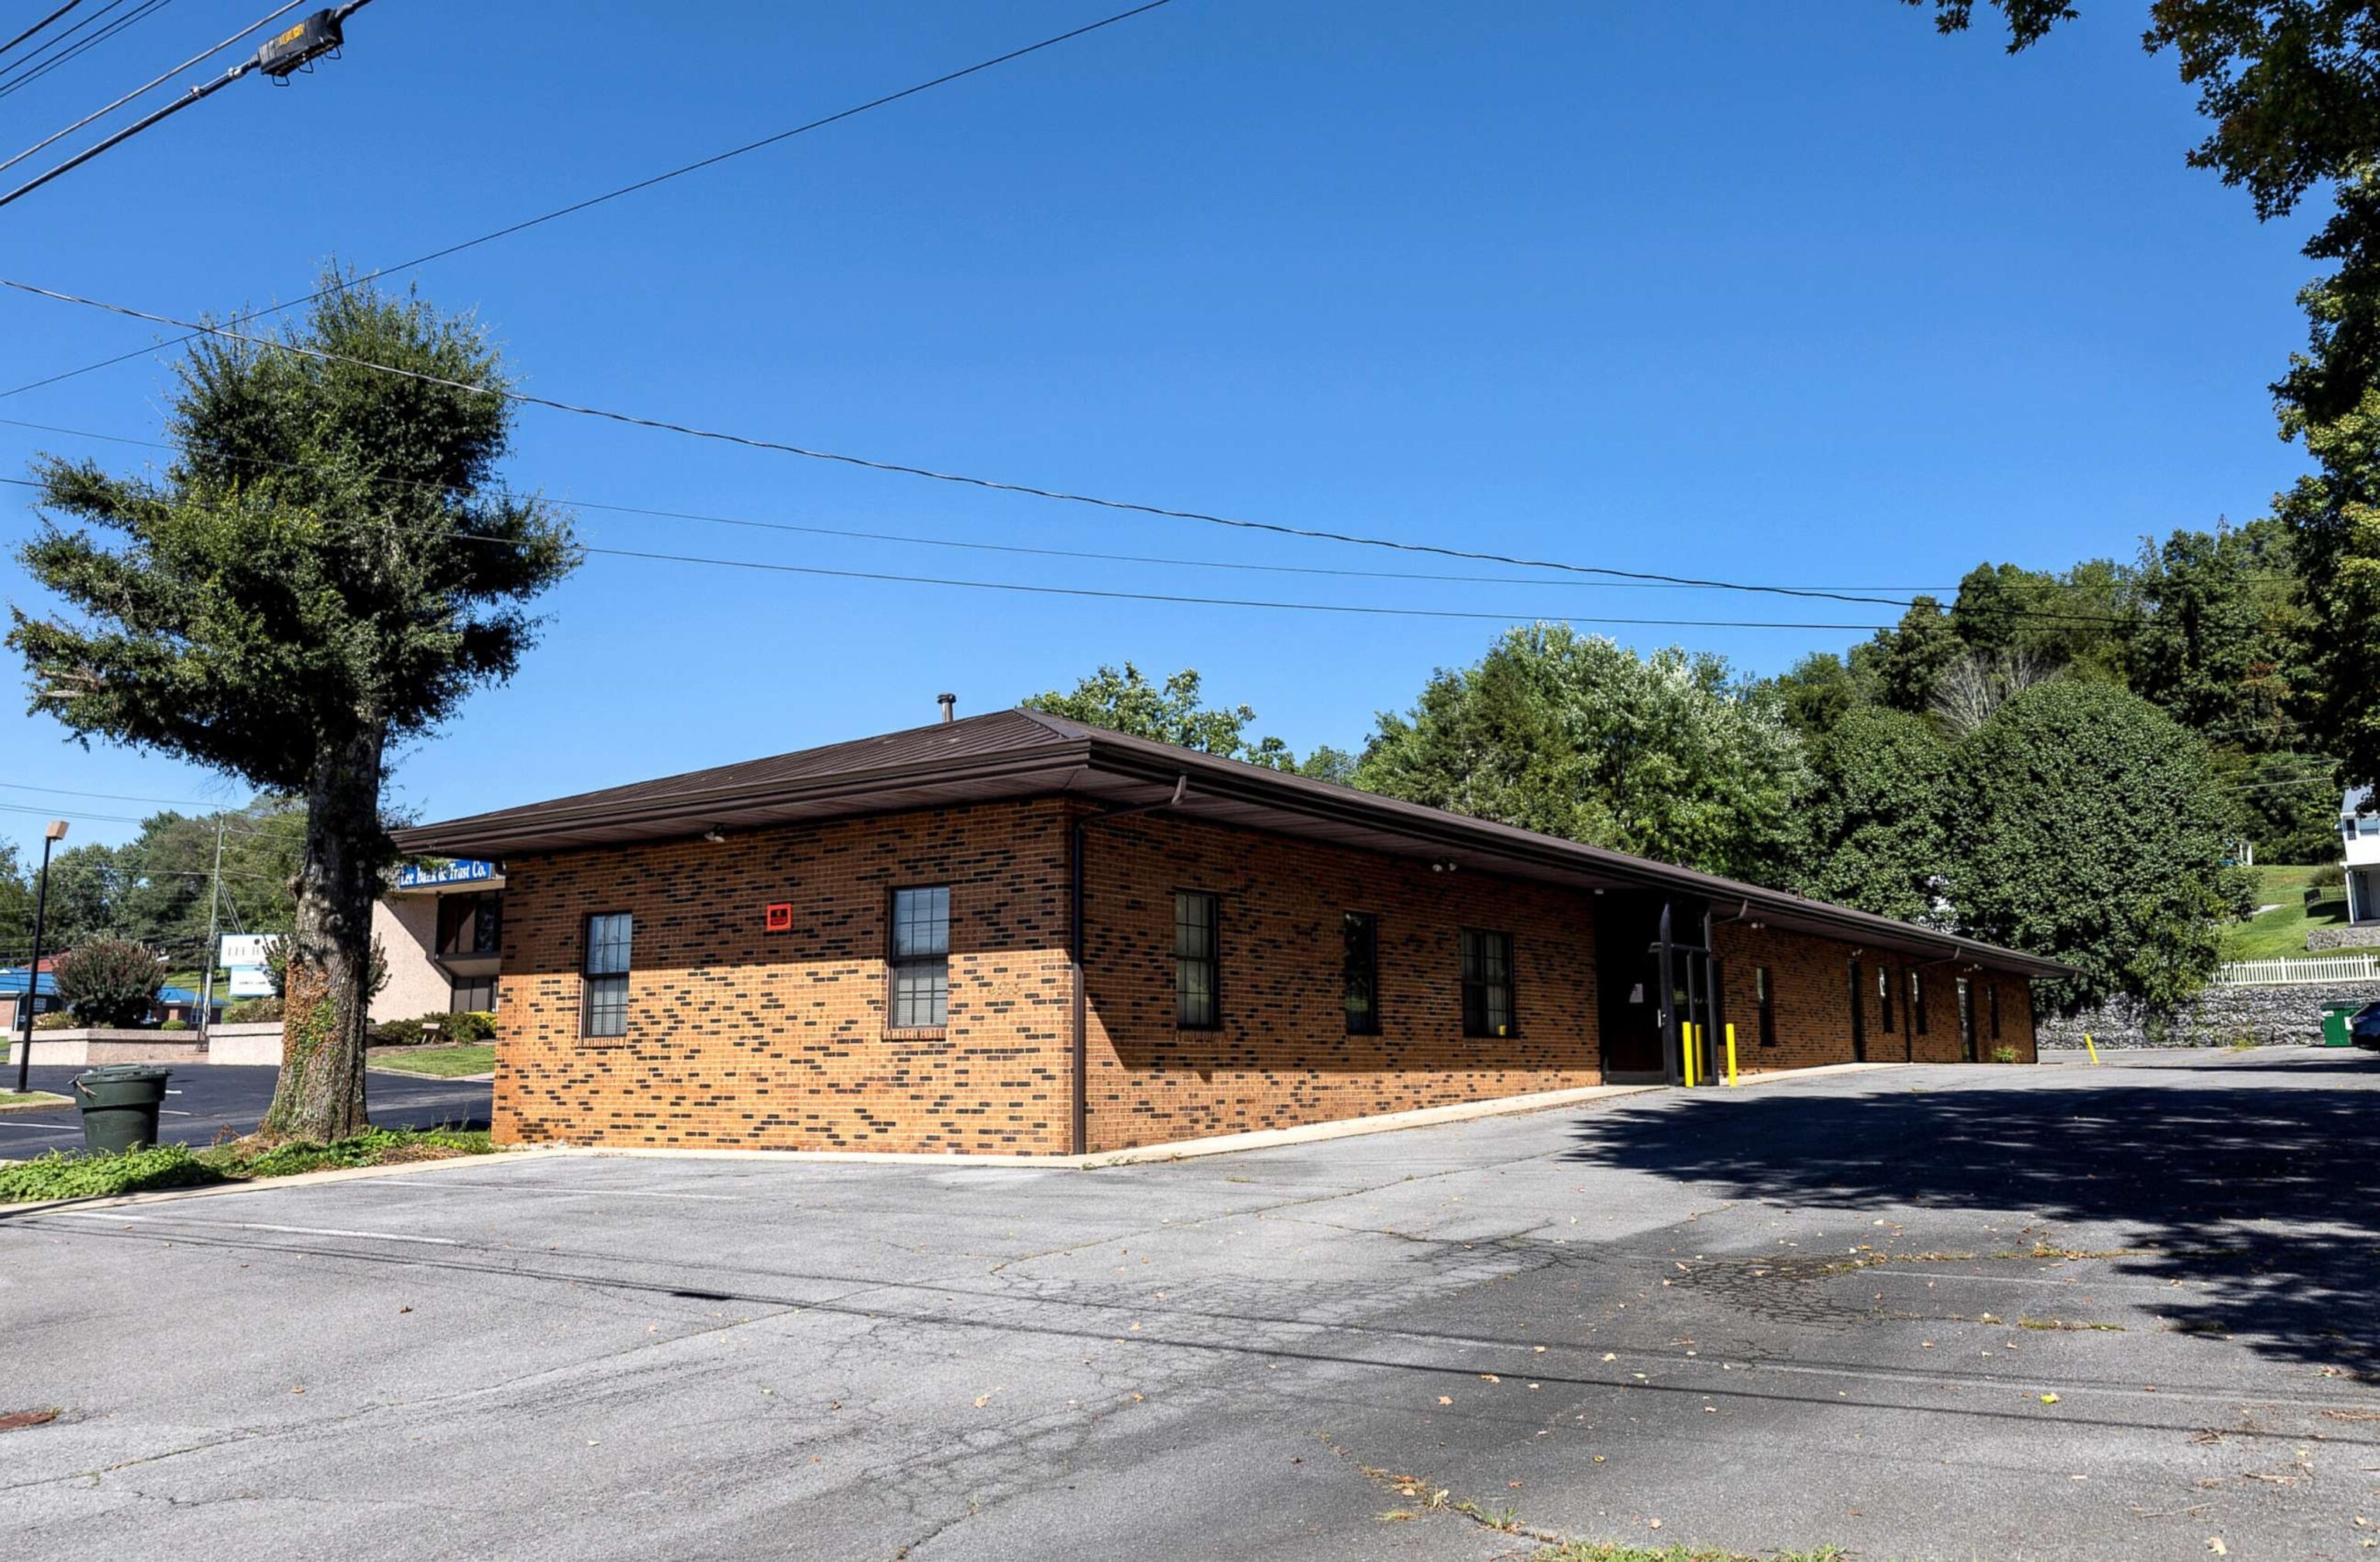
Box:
371;894;453;1023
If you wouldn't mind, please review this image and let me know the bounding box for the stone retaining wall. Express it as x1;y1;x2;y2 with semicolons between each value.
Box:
2038;980;2380;1048
2306;924;2380;951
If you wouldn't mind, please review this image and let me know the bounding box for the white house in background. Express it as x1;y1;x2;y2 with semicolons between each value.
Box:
367;858;504;1024
2341;786;2380;923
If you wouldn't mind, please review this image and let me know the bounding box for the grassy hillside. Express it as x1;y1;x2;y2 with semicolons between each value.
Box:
2220;864;2350;962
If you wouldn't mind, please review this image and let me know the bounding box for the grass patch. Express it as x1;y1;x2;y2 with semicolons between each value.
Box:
367;1043;495;1078
0;1090;71;1113
2220;864;2349;961
1532;1547;1847;1562
0;1127;494;1202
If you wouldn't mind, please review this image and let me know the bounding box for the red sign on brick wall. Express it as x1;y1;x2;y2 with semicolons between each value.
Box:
764;902;793;934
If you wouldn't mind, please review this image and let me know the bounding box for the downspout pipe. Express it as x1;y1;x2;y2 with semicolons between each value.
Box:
1070;775;1188;1155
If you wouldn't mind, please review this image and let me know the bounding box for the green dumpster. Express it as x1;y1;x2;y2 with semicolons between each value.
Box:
71;1065;170;1153
2320;1002;2361;1048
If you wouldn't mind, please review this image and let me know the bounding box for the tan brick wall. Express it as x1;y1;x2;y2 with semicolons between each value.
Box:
493;798;1075;1154
1708;927;2040;1075
490;793;2045;1154
1078;813;1602;1152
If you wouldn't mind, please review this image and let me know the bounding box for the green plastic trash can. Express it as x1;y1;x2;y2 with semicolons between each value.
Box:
71;1065;170;1153
2320;1003;2360;1048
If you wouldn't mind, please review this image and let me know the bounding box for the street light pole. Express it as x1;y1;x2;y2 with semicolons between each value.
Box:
15;819;67;1094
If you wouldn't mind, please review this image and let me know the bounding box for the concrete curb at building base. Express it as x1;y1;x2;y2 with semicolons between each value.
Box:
0;1059;1915;1214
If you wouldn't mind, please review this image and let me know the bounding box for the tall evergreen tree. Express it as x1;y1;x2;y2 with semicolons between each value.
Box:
9;276;575;1140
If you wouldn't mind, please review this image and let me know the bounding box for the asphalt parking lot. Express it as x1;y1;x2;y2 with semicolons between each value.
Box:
0;1065;491;1155
1;1047;2375;1561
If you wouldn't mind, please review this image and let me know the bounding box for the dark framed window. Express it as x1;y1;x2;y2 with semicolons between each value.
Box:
1988;979;2002;1041
437;892;503;957
449;975;497;1013
582;912;631;1039
1175;891;1219;1029
1754;965;1777;1048
889;886;951;1030
1460;929;1515;1037
1956;976;1976;1061
1909;969;1928;1035
1342;912;1381;1035
1846;959;1864;1060
1877;965;1896;1034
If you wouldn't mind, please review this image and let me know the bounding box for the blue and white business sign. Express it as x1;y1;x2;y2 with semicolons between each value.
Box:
395;858;501;889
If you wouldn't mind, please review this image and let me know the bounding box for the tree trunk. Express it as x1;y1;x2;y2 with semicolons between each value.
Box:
261;727;384;1142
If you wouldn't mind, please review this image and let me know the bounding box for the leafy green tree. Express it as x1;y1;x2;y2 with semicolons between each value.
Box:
1798;707;1954;921
1869;597;1963;714
2214;746;2344;862
1353;624;1812;882
36;843;129;953
1766;650;1869;739
53;938;165;1028
1914;3;2380;784
112;798;307;958
1024;663;1311;770
0;844;33;965
9;277;575;1139
1948;681;2251;1013
2126;519;2310;739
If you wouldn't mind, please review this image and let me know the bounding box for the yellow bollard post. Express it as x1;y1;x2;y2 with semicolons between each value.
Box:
1725;1022;1739;1085
2083;1031;2100;1066
1682;1022;1697;1088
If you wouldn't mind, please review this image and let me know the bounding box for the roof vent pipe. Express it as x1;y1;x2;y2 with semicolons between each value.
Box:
937;693;956;724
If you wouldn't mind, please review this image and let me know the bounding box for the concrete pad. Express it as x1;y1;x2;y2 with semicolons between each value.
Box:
2;1048;2372;1561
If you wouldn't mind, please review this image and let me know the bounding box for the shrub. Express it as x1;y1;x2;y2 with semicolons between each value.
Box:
369;1016;426;1049
222;996;282;1024
372;1010;494;1048
434;1010;497;1043
158;1018;189;1031
1991;1044;2019;1064
31;1010;77;1031
53;939;165;1028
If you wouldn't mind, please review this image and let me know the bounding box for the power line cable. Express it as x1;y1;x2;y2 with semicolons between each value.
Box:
0;278;2006;612
0;410;1984;594
484;535;1900;631
0;778;240;807
0;0;1181;399
0;0;91;61
0;0;369;212
0;0;308;179
0;391;2206;634
0;0;174;100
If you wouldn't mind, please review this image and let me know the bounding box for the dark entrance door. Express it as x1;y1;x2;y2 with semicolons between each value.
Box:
1848;958;1867;1063
1595;893;1669;1081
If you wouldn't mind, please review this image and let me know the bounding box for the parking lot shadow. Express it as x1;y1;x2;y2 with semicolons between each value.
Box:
1562;1062;2380;1376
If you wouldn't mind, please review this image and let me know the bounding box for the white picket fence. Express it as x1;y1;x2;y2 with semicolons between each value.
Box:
2215;953;2380;987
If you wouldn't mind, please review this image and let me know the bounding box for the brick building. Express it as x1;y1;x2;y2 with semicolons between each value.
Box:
393;709;2063;1156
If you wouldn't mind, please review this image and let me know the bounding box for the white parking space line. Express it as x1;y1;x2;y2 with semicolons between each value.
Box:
385;1180;753;1201
53;1212;463;1245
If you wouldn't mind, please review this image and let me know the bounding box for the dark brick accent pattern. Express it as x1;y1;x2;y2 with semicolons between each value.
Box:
491;798;2041;1154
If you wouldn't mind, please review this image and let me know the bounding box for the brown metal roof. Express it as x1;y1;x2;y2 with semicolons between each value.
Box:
394;707;2072;979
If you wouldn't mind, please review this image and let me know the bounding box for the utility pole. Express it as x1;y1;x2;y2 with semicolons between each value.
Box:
196;817;225;1045
15;820;67;1094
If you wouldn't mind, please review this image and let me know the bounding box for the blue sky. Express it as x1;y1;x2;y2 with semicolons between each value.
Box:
0;0;2323;856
